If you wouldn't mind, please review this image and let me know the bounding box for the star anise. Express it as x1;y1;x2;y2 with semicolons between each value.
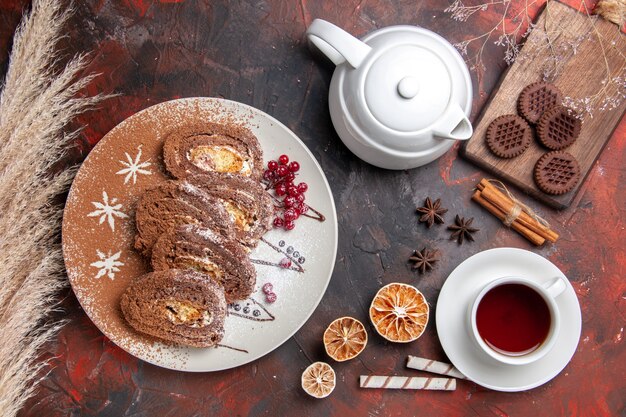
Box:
448;215;479;244
416;197;448;227
409;248;440;274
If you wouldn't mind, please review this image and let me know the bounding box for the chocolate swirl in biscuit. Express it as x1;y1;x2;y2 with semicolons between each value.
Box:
134;180;235;257
120;269;227;347
163;121;263;181
151;224;256;302
184;172;274;247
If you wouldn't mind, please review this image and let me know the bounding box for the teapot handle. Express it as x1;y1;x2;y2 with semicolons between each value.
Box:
306;19;371;68
433;104;473;141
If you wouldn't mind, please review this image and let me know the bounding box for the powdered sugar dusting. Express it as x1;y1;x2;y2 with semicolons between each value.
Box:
180;181;207;199
191;224;219;242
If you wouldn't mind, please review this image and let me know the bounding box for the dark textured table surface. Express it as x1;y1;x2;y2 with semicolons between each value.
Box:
1;1;624;416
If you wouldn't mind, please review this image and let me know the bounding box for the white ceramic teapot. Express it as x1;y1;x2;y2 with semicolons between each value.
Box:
306;19;473;170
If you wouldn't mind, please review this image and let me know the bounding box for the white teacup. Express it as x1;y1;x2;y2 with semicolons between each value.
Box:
469;276;567;366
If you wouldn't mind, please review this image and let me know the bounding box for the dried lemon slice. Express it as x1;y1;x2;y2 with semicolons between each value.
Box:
369;282;429;343
301;362;336;398
323;316;368;362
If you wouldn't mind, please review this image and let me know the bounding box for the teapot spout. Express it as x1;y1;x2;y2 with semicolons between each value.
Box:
306;19;371;68
433;104;473;141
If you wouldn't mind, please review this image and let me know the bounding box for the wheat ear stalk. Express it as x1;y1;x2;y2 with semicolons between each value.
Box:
0;1;109;415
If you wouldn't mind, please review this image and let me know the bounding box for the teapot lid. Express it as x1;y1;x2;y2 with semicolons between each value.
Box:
364;44;451;132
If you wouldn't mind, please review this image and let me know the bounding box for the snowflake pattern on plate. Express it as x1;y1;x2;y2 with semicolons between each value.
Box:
90;250;124;280
116;145;152;184
87;191;128;232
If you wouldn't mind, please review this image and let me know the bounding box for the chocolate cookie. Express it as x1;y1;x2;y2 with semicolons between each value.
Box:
518;82;563;124
134;180;235;257
163;120;263;181
485;114;532;158
533;151;581;195
536;106;581;150
120;269;227;348
151;224;256;302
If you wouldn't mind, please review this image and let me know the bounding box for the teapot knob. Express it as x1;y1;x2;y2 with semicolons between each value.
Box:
306;19;372;68
397;77;420;99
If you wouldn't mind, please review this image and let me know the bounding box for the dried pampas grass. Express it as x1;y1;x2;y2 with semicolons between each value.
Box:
0;1;108;415
594;0;626;26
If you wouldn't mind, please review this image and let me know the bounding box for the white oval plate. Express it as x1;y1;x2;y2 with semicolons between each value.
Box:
62;98;338;371
436;248;581;391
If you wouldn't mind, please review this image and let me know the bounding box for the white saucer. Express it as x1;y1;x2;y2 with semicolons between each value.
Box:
436;248;581;392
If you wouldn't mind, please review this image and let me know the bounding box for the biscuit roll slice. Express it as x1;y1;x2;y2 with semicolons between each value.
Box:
151;224;256;302
134;180;235;257
120;269;227;348
163;120;263;180
185;173;274;247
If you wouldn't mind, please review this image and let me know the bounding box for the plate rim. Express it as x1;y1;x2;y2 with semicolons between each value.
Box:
62;97;339;372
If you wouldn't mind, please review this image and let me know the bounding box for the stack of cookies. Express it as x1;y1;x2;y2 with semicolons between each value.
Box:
485;82;582;195
121;121;274;347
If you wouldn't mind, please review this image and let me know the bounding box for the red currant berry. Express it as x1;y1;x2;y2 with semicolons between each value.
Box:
273;217;284;228
279;257;292;268
262;283;274;294
297;182;308;193
276;165;288;177
288;186;299;197
275;183;287;196
267;160;278;171
296;203;309;214
288;161;300;172
283;208;298;221
286;172;296;182
266;292;277;303
284;195;297;207
284;220;296;231
295;193;305;203
263;170;273;181
279;154;289;165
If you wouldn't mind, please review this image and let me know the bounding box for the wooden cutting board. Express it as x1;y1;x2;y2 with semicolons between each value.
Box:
461;1;625;209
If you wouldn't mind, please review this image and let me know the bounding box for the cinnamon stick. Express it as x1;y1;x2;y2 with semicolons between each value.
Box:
472;191;545;246
477;180;559;243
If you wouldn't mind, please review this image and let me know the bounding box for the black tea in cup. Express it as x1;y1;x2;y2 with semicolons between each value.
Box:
476;283;551;356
